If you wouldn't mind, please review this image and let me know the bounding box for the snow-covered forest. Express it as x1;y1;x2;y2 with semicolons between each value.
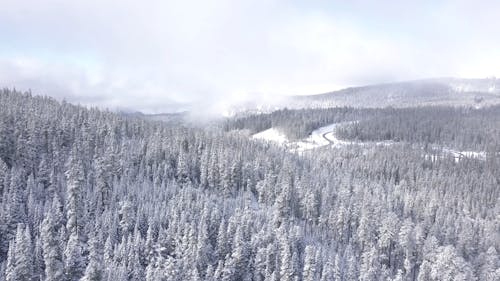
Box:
225;106;500;152
334;106;500;151
0;89;499;281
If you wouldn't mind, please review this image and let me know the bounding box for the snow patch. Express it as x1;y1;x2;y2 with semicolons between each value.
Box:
442;148;487;162
291;122;358;152
425;146;487;162
251;128;288;144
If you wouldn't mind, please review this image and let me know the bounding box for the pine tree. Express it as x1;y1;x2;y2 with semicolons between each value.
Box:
195;220;214;276
429;246;475;281
478;247;500;281
5;239;16;281
302;245;317;281
6;224;33;281
33;237;45;281
176;146;190;185
215;218;229;260
64;232;85;281
319;255;335;281
279;233;295;281
5;168;27;243
398;219;414;279
359;246;380;281
119;200;135;239
129;250;145;281
377;212;398;268
41;199;64;281
80;231;103;281
65;147;85;236
36;155;51;190
225;225;250;280
64;147;86;280
94;151;112;212
301;190;319;224
0;158;8;198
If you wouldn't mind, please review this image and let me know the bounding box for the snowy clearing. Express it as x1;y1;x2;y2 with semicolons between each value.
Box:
290;122;358;152
251;122;362;152
251;128;288;144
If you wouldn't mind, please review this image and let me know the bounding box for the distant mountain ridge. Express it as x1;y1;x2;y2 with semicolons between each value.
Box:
286;77;500;109
146;77;500;117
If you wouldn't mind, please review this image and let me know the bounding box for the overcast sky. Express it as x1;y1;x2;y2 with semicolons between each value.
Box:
1;0;499;113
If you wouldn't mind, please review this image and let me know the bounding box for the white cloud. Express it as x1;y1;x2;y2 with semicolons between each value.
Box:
0;0;499;113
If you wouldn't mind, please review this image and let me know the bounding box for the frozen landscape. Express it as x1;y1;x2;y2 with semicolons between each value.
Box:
252;122;366;152
1;1;500;281
1;89;499;281
251;121;487;163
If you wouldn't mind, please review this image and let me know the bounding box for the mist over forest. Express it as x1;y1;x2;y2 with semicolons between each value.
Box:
1;1;500;280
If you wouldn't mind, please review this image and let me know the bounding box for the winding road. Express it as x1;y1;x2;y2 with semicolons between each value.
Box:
322;132;335;144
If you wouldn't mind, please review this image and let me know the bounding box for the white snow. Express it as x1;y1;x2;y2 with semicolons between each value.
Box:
461;151;486;159
251;122;360;152
441;148;486;162
425;146;487;162
251;128;288;144
290;122;358;152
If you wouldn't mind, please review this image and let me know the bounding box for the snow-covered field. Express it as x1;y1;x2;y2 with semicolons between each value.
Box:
290;122;358;152
251;128;288;144
251;122;361;152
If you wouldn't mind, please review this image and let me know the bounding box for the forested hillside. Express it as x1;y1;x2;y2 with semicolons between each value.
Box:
334;106;500;152
0;89;499;281
226;106;500;152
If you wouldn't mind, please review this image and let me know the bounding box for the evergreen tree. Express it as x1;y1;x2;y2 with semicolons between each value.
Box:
80;231;103;281
6;224;33;281
302;245;317;281
41;198;64;281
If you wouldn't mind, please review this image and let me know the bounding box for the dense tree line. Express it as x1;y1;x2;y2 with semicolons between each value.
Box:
224;108;365;140
335;106;500;151
0;89;499;280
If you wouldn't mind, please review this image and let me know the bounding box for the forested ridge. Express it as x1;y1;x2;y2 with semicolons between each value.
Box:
0;89;499;281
